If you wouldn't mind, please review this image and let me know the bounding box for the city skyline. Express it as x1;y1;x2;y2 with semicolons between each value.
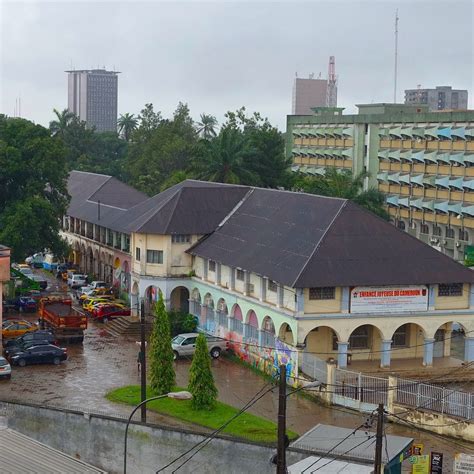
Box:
1;1;472;130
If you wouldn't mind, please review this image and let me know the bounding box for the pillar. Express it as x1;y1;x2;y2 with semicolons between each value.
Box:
337;341;349;368
464;337;474;362
215;263;221;286
387;376;397;414
296;288;304;313
428;285;435;311
230;268;235;291
423;338;435;366
243;271;250;296
341;287;350;313
260;277;267;302
277;284;284;308
380;340;392;368
203;259;208;281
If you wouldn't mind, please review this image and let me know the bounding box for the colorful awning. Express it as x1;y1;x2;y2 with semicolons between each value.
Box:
412;151;425;163
378;149;390;160
386;195;399;206
315;128;326;137
449;177;464;190
389;127;403;138
377;172;388;182
342;127;353;137
412;128;425;138
436;153;451;165
388;150;401;161
333;127;344;137
464;154;474;165
400;127;413;138
437;127;452;139
342;148;353;158
466;128;474;138
463;179;474;190
434;201;449;213
435;176;450;188
292;129;303;136
449;152;465;165
411;174;425;186
422;200;435;212
399;174;411;185
423;175;436;187
378;128;389;137
425;127;439;139
423;152;438;164
401;150;413;162
398;197;410;207
462;205;474;217
307;129;319;137
387;173;400;184
410;198;424;210
452;127;466;140
292;148;302;155
448;202;462;215
325;128;336;137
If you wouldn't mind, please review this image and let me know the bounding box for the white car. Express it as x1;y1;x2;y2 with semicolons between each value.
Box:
80;281;107;294
68;274;88;288
0;356;12;380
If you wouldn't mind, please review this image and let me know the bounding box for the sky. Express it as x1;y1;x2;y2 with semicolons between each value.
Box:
1;0;473;131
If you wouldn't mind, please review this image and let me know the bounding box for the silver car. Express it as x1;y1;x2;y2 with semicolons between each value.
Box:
172;333;229;360
0;356;12;380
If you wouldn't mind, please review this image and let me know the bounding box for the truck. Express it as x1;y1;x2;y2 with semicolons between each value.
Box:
39;297;87;344
171;333;229;360
10;266;41;296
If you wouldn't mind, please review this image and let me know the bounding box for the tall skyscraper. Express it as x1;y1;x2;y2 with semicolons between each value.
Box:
66;69;120;132
405;86;468;111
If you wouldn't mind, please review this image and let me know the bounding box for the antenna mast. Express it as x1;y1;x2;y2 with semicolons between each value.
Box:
326;56;337;107
394;9;399;103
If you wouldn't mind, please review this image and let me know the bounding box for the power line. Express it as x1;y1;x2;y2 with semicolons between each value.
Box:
155;382;277;473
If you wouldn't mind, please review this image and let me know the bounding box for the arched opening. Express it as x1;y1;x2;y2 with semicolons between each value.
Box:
388;323;426;362
93;249;99;277
113;257;121;287
190;289;201;317
261;316;276;348
145;285;159;315
230;304;243;336
170;286;190;313
202;293;215;331
121;260;130;292
279;322;294;346
304;325;340;360
432;321;467;361
244;310;259;343
99;251;106;280
216;298;228;330
86;247;93;275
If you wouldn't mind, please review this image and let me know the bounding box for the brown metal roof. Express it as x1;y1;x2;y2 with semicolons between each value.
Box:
189;188;474;287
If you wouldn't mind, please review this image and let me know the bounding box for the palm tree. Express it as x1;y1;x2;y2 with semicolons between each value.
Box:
117;113;138;141
196;113;218;140
196;127;257;184
49;108;76;138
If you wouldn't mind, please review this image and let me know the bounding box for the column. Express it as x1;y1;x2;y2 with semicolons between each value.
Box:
230;268;235;291
277;284;284;308
260;277;267;302
93;224;97;241
341;287;350;313
380;340;392;368
464;337;474;362
243;271;250;296
203;259;208;281
423;338;435;366
337;341;349;368
295;288;304;313
215;263;221;286
121;233;126;251
427;285;435;311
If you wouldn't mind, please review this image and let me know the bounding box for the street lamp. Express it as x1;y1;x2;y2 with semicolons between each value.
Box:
123;391;192;474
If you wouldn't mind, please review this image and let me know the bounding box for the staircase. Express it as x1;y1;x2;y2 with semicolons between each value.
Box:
104;317;153;338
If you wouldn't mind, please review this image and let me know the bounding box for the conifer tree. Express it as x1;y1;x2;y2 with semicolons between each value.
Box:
149;294;176;395
188;333;218;410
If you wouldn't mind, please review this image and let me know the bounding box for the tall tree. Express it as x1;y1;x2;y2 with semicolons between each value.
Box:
0;115;69;261
149;294;176;395
196;113;218;140
188;333;218;410
49;108;76;138
117;113;138;142
293;168;390;220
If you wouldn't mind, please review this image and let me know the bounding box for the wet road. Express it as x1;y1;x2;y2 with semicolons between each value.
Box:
1;272;472;471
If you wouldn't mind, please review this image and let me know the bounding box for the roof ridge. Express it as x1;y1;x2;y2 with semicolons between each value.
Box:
85;175;113;202
163;187;184;233
135;185;182;233
291;199;348;287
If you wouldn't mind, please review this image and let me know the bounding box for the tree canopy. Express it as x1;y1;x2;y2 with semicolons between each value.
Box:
0;115;70;261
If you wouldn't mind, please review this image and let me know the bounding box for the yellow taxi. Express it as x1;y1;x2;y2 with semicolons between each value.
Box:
2;321;37;339
79;287;112;303
83;296;115;313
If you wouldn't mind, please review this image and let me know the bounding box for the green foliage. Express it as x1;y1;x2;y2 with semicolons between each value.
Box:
196;113;218;139
293;168;390;220
168;311;197;336
0;115;69;261
188;334;218;410
117;113;138;142
106;385;298;443
149;295;176;395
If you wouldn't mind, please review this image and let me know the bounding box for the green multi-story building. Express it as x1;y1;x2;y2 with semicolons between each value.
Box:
286;104;474;262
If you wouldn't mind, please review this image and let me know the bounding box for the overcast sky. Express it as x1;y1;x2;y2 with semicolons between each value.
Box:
1;0;473;130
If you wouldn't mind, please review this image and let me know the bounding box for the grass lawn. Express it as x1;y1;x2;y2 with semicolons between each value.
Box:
106;385;298;444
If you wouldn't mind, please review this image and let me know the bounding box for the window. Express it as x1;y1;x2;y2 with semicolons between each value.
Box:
146;250;163;264
172;234;190;243
209;260;216;272
446;227;455;239
236;269;245;281
135;247;141;262
349;326;371;350
397;220;406;230
392;324;408;347
438;283;463;297
459;229;469;241
432;226;442;237
309;287;335;300
268;279;278;292
420;224;429;234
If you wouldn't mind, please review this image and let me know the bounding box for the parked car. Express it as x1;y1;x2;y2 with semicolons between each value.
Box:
19;267;34;277
4;330;57;356
10;344;67;367
92;304;131;322
0;356;11;380
30;274;48;290
171;333;229;360
6;297;37;313
82;296;116;312
2;321;37;340
2;319;31;329
68;274;88;289
80;281;107;294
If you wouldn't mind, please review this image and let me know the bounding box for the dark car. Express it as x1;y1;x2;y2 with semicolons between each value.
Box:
4;339;53;359
4;330;57;353
10;345;67;367
6;297;37;313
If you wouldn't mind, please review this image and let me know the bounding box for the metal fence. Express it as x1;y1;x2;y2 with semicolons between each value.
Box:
397;378;474;420
261;330;275;348
334;368;388;406
216;310;227;329
300;352;328;384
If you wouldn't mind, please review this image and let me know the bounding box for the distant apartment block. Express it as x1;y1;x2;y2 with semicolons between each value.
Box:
405;86;468;111
66;69;119;132
292;77;330;115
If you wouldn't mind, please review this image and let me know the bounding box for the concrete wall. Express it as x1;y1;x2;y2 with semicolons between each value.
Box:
304;287;341;313
0;401;307;474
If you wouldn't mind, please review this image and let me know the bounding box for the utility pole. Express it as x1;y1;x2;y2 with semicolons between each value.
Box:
374;403;384;474
277;364;287;474
393;9;399;103
140;299;147;423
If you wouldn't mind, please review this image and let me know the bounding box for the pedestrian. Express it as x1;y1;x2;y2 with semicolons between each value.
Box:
137;351;141;374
